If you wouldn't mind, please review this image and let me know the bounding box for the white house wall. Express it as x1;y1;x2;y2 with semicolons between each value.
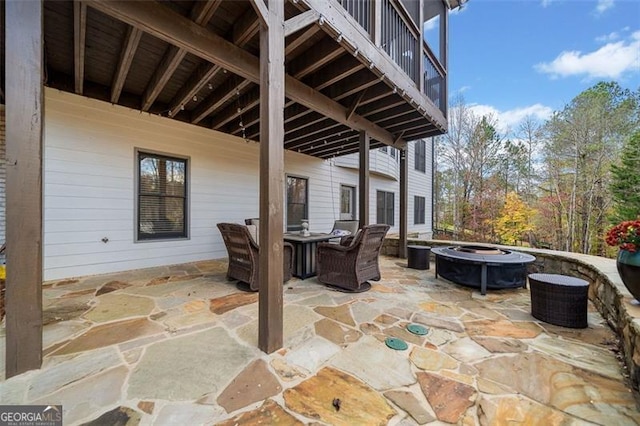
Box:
42;90;428;280
407;139;434;238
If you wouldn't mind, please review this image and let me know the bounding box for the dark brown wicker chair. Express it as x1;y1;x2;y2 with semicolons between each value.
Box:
217;223;293;292
316;224;390;292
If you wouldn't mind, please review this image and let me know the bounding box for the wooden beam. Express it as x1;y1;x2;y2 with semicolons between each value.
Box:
250;0;268;27
258;0;285;354
394;130;405;145
288;37;344;79
285;24;321;57
399;147;408;258
141;0;222;111
284;10;319;37
87;0;400;146
307;57;365;92
5;0;44;377
110;26;142;103
73;1;87;95
191;79;253;124
359;131;370;227
168;7;259;118
346;89;366;121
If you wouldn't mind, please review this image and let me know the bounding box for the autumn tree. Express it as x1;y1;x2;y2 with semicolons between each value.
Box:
495;192;534;245
610;130;640;222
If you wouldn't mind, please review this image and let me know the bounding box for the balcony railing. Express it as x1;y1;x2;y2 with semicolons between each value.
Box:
337;0;447;116
423;43;447;116
381;0;419;84
337;0;372;34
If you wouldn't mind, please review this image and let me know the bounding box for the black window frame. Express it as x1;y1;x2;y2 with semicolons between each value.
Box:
414;195;426;225
376;190;395;226
286;175;309;231
136;150;189;241
415;140;426;173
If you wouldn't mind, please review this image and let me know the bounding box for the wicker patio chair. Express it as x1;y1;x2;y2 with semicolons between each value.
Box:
316;224;390;292
217;223;293;292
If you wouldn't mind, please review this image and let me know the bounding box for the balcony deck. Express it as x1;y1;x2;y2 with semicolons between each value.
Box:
1;255;638;425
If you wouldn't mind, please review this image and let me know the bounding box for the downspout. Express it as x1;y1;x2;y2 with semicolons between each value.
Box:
431;137;436;237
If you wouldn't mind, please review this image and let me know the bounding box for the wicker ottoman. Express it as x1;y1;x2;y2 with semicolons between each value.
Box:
407;245;431;270
528;273;589;328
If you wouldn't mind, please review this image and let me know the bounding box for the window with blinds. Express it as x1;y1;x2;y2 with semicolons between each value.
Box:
287;175;308;231
415;140;426;172
414;195;425;225
137;151;188;240
376;190;395;226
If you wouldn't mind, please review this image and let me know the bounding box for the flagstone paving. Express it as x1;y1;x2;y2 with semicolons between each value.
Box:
1;256;639;425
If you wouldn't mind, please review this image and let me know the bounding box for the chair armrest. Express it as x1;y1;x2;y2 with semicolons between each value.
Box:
318;241;352;253
340;235;355;246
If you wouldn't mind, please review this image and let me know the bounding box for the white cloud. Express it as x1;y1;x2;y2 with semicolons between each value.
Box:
595;0;614;14
535;32;640;79
595;31;620;43
468;104;553;134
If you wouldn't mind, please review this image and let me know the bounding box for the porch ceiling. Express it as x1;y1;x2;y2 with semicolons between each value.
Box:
2;0;445;158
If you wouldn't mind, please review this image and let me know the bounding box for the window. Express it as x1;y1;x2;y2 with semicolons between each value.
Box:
414;196;426;225
415;140;426;172
137;151;188;241
287;175;308;231
376;190;395;226
340;185;356;220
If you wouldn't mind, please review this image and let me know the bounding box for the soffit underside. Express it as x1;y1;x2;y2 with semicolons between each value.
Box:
4;0;446;159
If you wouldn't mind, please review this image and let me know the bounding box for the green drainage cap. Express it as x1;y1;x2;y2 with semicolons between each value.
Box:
385;337;408;351
406;324;429;335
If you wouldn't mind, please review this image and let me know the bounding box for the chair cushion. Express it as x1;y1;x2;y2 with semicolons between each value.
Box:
246;224;258;244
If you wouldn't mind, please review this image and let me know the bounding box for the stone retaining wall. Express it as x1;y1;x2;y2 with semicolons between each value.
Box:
383;237;640;392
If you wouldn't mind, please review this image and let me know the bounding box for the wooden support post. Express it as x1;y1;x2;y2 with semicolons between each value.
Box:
258;0;285;354
359;131;370;228
5;0;44;378
399;147;408;259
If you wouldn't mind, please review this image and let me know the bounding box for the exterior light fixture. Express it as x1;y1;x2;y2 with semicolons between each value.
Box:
319;15;325;26
336;34;343;43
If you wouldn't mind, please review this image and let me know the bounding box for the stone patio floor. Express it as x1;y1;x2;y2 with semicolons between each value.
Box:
1;256;639;425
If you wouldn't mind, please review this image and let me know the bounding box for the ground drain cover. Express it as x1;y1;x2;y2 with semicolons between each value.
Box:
406;324;428;335
385;337;408;350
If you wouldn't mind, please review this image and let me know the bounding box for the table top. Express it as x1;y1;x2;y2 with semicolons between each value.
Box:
431;246;536;264
283;232;334;243
528;273;589;287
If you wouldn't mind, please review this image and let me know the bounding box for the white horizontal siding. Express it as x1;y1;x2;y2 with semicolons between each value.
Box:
42;90;433;280
407;139;434;237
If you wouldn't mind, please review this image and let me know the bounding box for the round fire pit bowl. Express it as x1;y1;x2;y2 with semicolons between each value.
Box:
431;245;536;295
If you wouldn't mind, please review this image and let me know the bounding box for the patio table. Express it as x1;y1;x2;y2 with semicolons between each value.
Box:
284;233;334;279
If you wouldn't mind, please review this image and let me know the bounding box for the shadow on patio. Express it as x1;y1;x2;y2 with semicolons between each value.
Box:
1;256;639;425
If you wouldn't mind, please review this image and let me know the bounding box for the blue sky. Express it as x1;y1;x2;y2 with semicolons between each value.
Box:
443;0;640;135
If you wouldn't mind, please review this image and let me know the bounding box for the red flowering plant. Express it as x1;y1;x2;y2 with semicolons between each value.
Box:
605;220;640;253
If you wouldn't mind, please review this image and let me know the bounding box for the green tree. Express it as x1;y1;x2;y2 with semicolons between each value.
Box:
610;130;640;222
495;192;535;245
541;81;639;254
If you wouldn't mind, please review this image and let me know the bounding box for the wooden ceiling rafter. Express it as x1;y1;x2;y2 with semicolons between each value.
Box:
168;3;259;118
73;1;87;95
110;26;142;104
141;0;223;112
85;0;402;147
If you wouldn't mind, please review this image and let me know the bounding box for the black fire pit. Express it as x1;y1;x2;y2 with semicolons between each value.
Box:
431;245;536;295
